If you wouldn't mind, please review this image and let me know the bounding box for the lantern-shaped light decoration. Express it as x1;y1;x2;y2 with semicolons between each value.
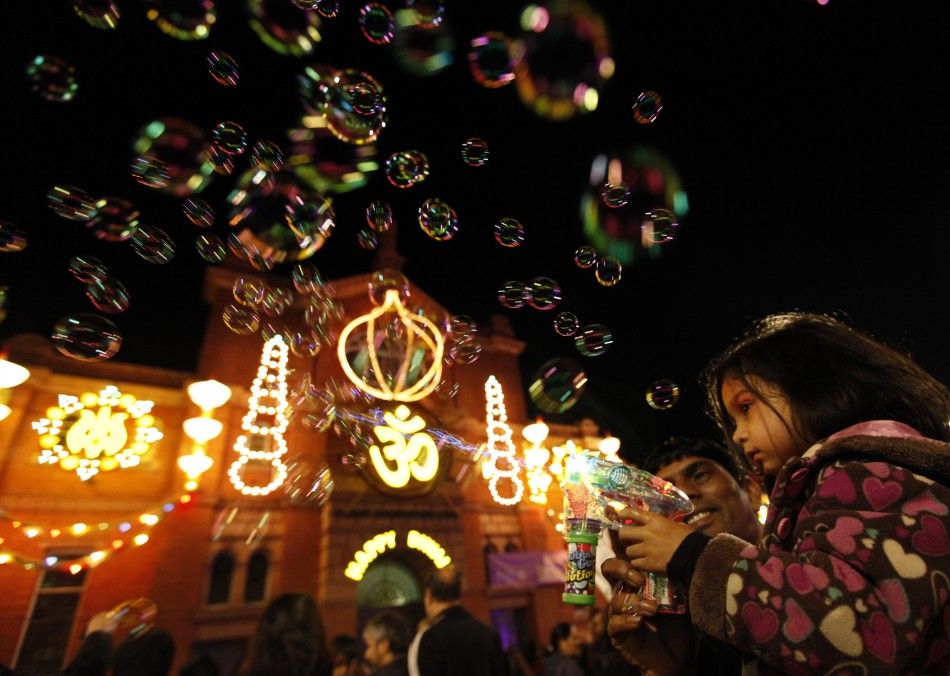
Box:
483;376;524;506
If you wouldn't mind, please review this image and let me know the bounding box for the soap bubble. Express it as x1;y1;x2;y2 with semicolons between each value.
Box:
575;323;613;357
528;357;587;413
357;227;379;250
291;263;328;295
417;198;458;241
553;312;579;337
47;185;98;221
85;197;140;242
600;182;630;208
208;144;234;175
247;0;322;55
212;121;248;155
341;449;367;469
468;32;515;88
526;277;561;311
406;0;445;28
233;277;266;306
72;0;120;29
359;3;395;45
132;118;214;197
461;138;490;167
641;208;679;245
284;457;334;507
498;281;528;309
250;140;284;173
26;55;78;102
195;233;227;263
368;268;410;306
646;380;680;410
385;150;429;188
130;155;172;189
207;50;239;86
448;334;482;365
0;222;27;253
324;70;388;145
51;313;122;361
129;224;176;264
85;278;131;314
145;0;217;40
366;200;393;232
448;315;477;337
183;197;214;227
316;0;341;18
574;245;597;269
291;331;321;357
222;304;260;335
69;256;109;283
494;218;524;248
392;6;455;77
633;90;663;124
595;257;622;287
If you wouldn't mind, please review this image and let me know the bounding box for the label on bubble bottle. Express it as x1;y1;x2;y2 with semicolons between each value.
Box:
562;532;598;605
643;571;687;614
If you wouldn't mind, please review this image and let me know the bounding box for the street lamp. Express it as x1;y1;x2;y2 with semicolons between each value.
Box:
178;379;232;491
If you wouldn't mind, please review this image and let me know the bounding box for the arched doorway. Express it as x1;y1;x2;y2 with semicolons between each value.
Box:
356;551;431;636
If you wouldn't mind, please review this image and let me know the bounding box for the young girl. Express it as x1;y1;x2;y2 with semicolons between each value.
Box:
610;312;950;675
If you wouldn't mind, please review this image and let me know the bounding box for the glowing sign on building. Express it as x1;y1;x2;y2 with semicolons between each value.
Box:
369;405;439;489
32;386;163;481
345;529;451;581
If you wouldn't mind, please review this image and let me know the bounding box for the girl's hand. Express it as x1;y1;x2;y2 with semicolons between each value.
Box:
617;508;695;573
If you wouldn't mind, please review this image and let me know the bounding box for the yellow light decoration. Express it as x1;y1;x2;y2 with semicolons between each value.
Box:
0;404;10;423
407;529;451;569
482;376;524;506
345;530;397;581
0;358;29;389
182;417;223;444
337;288;444;402
187;380;232;411
31;386;163;481
228;336;290;496
368;405;439;490
598;434;621;462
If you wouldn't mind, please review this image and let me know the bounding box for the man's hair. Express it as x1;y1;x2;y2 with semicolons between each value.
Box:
641;436;743;483
364;611;410;655
424;564;462;602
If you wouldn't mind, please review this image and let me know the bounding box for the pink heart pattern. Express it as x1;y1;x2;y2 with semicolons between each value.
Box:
875;578;910;623
756;555;786;590
862;477;903;511
827;516;864;555
741;602;780;643
903;490;948;517
782;598;815;643
830;556;868;593
860;611;896;664
818;470;857;504
865;462;891;478
912;515;950;556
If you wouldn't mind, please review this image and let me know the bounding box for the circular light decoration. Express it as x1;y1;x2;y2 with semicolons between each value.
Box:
510;0;613;121
32;386;164;481
145;0;216;40
580;145;689;265
227;169;335;263
248;0;322;56
228;335;291;496
337;289;444;402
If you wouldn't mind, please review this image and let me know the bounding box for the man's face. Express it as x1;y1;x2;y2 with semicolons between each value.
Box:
657;454;761;543
362;630;389;668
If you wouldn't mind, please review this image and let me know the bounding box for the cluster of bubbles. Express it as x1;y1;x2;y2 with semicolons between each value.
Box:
283;454;335;507
221;263;344;358
444;314;481;369
417;198;458;241
573;244;622;287
385;150;429;188
497;277;561;311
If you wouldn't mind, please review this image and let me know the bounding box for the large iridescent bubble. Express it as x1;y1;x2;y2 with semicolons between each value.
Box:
580;146;689;264
51;313;122;361
322;70;388;145
132;118;214;198
227;169;334;263
511;0;613;121
248;0;322;56
145;0;216;40
392;7;454;77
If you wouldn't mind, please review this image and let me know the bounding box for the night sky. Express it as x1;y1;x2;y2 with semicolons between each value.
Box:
2;0;948;461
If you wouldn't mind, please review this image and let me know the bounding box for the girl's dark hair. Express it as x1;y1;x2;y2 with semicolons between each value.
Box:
702;312;950;472
242;593;329;676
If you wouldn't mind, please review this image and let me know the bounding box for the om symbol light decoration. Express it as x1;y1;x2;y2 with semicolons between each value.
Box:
362;404;443;497
228;335;290;496
32;386;163;481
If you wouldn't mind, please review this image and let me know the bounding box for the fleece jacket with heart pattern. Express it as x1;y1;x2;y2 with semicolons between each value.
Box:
686;421;950;676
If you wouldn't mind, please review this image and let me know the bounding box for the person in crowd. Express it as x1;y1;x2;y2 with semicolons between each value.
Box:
608;312;950;674
602;436;763;674
179;654;220;676
408;564;509;675
362;612;410;676
541;623;584;676
61;631;112;676
111;628;175;676
581;607;639;675
240;592;332;676
330;635;365;676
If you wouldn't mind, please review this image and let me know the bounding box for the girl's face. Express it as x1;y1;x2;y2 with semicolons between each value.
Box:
721;375;808;476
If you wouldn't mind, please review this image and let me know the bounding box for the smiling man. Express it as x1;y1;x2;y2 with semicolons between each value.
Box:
602;437;763;675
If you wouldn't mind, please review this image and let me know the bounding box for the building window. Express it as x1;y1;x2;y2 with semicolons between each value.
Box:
207;551;235;605
244;549;268;603
16;555;88;673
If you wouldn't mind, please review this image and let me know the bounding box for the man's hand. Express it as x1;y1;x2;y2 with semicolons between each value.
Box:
617;508;695;574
